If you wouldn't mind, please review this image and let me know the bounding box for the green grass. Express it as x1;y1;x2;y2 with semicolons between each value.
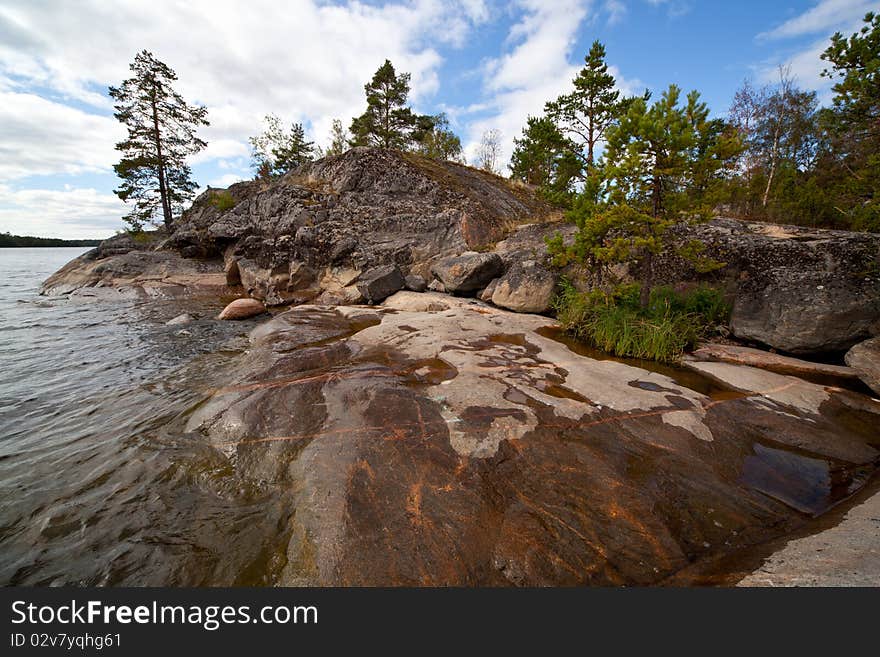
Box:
552;280;729;362
209;190;236;211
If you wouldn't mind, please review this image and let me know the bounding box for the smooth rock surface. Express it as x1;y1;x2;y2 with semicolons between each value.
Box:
845;337;880;396
738;489;880;586
690;343;860;382
185;294;880;585
217;298;267;320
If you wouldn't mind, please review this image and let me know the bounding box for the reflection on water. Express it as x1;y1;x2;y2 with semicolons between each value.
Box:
0;248;285;585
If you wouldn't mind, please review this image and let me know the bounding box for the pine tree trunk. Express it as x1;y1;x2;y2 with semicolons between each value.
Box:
150;91;172;228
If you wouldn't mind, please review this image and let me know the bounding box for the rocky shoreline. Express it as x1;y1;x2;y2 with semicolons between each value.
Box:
39;148;880;585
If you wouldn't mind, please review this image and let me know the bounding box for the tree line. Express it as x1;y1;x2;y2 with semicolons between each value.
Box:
0;232;101;248
110;13;877;237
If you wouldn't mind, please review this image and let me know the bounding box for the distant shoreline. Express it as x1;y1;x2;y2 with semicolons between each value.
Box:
0;234;102;248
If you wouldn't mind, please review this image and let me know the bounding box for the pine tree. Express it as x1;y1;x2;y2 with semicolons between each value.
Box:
325;119;350;156
249;114;315;177
509;116;580;203
819;11;879;230
109;50;209;230
349;60;421;149
545;41;622;169
416;113;464;162
564;85;736;307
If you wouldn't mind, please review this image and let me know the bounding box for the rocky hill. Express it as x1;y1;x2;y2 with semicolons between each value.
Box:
38;147;880;585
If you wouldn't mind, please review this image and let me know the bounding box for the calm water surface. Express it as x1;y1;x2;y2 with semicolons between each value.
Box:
0;248;288;585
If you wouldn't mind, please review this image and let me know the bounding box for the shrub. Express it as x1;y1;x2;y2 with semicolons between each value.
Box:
209;190;236;211
552;280;729;362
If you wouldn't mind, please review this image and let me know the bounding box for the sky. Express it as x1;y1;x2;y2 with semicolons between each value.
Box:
1;0;878;239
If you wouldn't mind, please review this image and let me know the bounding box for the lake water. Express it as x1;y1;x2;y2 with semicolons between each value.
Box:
0;248;287;585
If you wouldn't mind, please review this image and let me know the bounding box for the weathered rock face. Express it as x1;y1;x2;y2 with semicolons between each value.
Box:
168;148;550;304
846;337;880;396
430;251;503;294
184;294;879;586
40;232;228;299
491;260;557;313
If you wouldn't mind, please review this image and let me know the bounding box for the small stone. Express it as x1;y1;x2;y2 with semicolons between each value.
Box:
217;298;267;320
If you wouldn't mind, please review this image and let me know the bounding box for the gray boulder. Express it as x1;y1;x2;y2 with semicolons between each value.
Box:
845;337;880;396
491;260;557;313
404;274;427;293
430;252;503;294
356;265;405;304
730;270;880;354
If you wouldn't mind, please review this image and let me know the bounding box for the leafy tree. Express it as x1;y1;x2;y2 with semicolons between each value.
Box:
349;60;423;149
476;128;502;174
109;50;209;230
545;40;622;169
819;11;880;230
249;114;315;177
560;85;736;307
509;116;581;203
416;113;464;162
325;119;350;156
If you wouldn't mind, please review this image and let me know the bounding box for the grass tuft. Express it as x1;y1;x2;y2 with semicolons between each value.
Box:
552;280;729;362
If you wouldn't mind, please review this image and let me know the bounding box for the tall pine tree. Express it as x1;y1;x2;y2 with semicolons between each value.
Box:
109;50;209;230
545;40;622;169
349;60;421;149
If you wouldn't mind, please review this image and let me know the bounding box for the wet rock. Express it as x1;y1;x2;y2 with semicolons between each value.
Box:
356;265;405;304
166;313;195;326
491;260;557;313
404;274;427;292
187;299;879;586
430;251;503;294
217;298;267;320
845;337;880;396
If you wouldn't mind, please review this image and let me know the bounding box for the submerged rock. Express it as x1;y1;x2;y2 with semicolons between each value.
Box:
185;294;880;586
846;337;880;396
217;298;267;320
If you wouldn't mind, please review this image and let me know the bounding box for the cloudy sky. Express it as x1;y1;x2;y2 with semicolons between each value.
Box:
1;0;877;239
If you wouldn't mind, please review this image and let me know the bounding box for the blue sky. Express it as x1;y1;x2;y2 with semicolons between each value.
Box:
1;0;877;239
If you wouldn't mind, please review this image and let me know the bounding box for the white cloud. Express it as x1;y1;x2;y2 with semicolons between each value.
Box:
0;92;123;180
0;185;125;239
207;173;247;188
757;0;878;41
754;1;878;96
459;0;643;169
0;0;489;153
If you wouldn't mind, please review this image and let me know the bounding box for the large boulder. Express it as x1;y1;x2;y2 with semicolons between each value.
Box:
730;270;880;354
356;265;405;304
491;260;557;313
430;252;503;294
846;337;880;396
